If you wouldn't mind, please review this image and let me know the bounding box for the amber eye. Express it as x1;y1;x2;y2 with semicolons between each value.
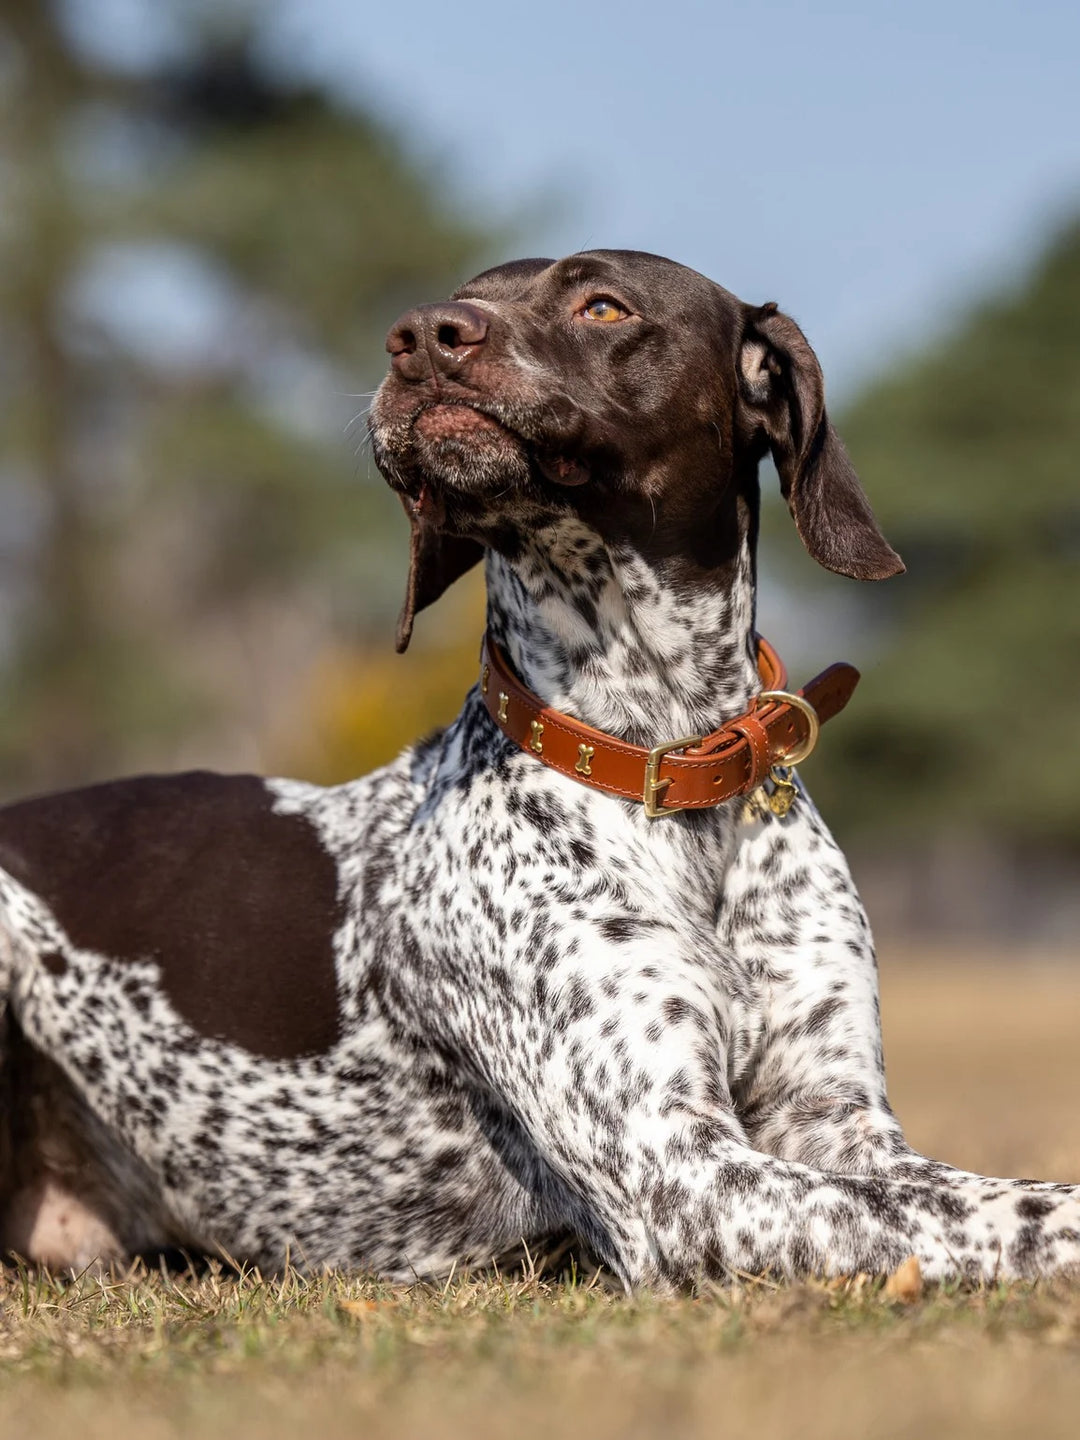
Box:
580;297;628;323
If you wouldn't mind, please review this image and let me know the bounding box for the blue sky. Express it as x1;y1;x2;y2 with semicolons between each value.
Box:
259;0;1080;396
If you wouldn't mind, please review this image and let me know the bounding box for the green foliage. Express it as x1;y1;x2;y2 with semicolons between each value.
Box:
1;0;1074;846
805;220;1080;843
0;1;492;794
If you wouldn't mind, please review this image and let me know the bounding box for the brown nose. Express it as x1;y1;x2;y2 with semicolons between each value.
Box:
385;301;490;381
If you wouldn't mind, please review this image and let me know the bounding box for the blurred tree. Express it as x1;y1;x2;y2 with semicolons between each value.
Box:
802;218;1080;844
287;569;487;785
0;0;490;794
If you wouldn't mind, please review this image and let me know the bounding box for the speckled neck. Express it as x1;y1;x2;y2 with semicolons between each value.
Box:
484;517;760;748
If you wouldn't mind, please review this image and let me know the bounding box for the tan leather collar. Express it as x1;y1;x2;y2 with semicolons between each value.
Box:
480;634;859;818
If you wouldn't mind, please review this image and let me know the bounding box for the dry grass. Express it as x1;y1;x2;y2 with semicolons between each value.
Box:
3;950;1080;1440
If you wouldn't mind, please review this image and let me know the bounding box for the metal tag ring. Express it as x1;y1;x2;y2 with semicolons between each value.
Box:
756;690;820;767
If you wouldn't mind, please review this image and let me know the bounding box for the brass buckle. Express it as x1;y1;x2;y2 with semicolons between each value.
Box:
755;690;820;766
642;734;703;819
753;690;820;818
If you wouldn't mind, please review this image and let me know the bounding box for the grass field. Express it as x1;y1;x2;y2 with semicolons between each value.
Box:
3;952;1080;1440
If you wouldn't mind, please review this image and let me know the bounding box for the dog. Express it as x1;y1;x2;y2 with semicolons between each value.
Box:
0;248;1076;1287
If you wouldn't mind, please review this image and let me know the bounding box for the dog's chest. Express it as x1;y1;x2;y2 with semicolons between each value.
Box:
432;731;739;903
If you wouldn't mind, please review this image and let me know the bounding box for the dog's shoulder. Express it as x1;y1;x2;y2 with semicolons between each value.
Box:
0;771;345;1059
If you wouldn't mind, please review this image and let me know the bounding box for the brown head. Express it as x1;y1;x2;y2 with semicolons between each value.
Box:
369;250;903;651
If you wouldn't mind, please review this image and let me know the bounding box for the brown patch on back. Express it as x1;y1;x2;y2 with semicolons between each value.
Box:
0;772;343;1060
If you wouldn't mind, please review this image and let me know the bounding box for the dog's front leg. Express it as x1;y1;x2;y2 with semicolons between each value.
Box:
717;791;910;1172
431;911;1080;1288
718;790;1080;1212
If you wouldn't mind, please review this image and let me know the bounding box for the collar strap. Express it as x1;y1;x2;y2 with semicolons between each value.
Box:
480;634;860;818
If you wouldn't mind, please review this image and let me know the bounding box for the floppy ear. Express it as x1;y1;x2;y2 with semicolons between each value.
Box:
395;497;485;653
738;303;904;581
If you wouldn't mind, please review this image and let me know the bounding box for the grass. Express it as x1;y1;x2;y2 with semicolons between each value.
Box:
3;951;1080;1439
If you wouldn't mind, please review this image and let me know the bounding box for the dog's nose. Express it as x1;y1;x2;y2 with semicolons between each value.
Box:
386;302;490;380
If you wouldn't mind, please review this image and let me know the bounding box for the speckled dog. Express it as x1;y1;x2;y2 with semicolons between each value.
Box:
0;250;1077;1285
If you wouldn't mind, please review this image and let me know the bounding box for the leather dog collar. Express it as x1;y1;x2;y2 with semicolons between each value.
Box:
480;633;859;818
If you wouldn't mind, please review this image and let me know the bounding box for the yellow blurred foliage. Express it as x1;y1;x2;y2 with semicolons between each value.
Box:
285;572;487;784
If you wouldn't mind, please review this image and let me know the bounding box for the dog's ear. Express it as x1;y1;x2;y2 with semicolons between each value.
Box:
395;497;485;653
738;304;904;581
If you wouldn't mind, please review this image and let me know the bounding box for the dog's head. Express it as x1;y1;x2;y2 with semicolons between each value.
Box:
369;250;903;651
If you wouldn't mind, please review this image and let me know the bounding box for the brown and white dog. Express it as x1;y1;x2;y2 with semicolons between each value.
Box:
0;250;1075;1286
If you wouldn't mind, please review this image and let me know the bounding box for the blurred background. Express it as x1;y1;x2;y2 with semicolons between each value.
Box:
0;0;1077;944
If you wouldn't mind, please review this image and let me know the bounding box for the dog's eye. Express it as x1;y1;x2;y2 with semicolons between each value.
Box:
580;297;628;323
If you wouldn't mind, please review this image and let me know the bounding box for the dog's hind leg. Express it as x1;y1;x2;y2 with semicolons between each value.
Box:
0;909;23;1238
0;1022;130;1272
0;873;141;1271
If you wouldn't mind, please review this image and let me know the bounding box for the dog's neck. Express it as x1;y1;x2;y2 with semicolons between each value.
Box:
484;514;761;746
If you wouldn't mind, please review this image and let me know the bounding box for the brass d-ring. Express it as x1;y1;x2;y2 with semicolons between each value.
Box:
756;690;820;767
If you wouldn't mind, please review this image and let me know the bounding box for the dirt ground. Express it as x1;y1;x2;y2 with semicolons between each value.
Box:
2;951;1080;1440
878;951;1080;1181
